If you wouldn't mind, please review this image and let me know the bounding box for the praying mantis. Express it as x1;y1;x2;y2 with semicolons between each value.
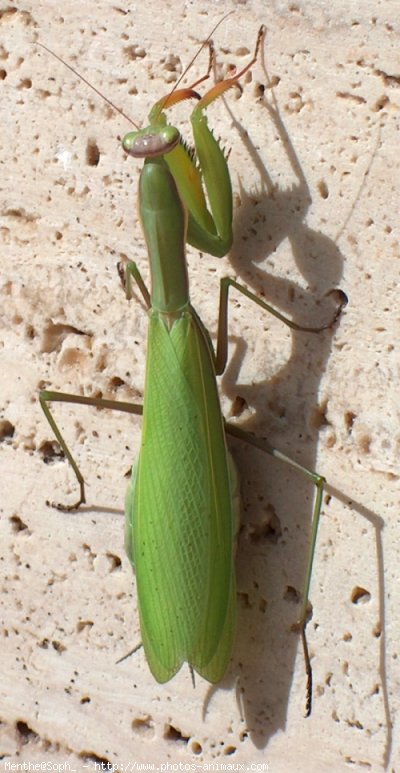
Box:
39;20;345;713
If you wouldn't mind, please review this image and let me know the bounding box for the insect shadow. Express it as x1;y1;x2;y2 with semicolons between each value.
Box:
201;62;390;758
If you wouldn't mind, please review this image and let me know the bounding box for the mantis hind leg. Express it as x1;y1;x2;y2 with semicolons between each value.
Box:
225;421;323;717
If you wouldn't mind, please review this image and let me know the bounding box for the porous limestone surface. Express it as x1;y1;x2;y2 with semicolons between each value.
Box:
1;2;398;770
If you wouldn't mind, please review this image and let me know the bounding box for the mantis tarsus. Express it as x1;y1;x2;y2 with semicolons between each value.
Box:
39;22;346;714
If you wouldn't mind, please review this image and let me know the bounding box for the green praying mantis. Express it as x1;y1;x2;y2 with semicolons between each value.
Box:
39;21;345;714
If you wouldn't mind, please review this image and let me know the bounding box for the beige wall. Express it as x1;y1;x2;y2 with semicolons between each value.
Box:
1;2;398;769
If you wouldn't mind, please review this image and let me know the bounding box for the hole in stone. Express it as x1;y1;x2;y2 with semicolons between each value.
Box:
318;180;329;199
10;515;29;533
351;586;371;604
39;440;64;464
132;716;154;735
310;400;329;429
224;745;237;755
106;552;122;572
344;411;356;433
79;753;111;767
284;585;300;604
373;622;381;638
0;419;15;441
15;720;39;743
230;395;248;417
52;640;66;653
86;139;100;166
248;505;282;543
238;592;252;610
76;620;94;633
41;321;86;354
164;723;189;745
